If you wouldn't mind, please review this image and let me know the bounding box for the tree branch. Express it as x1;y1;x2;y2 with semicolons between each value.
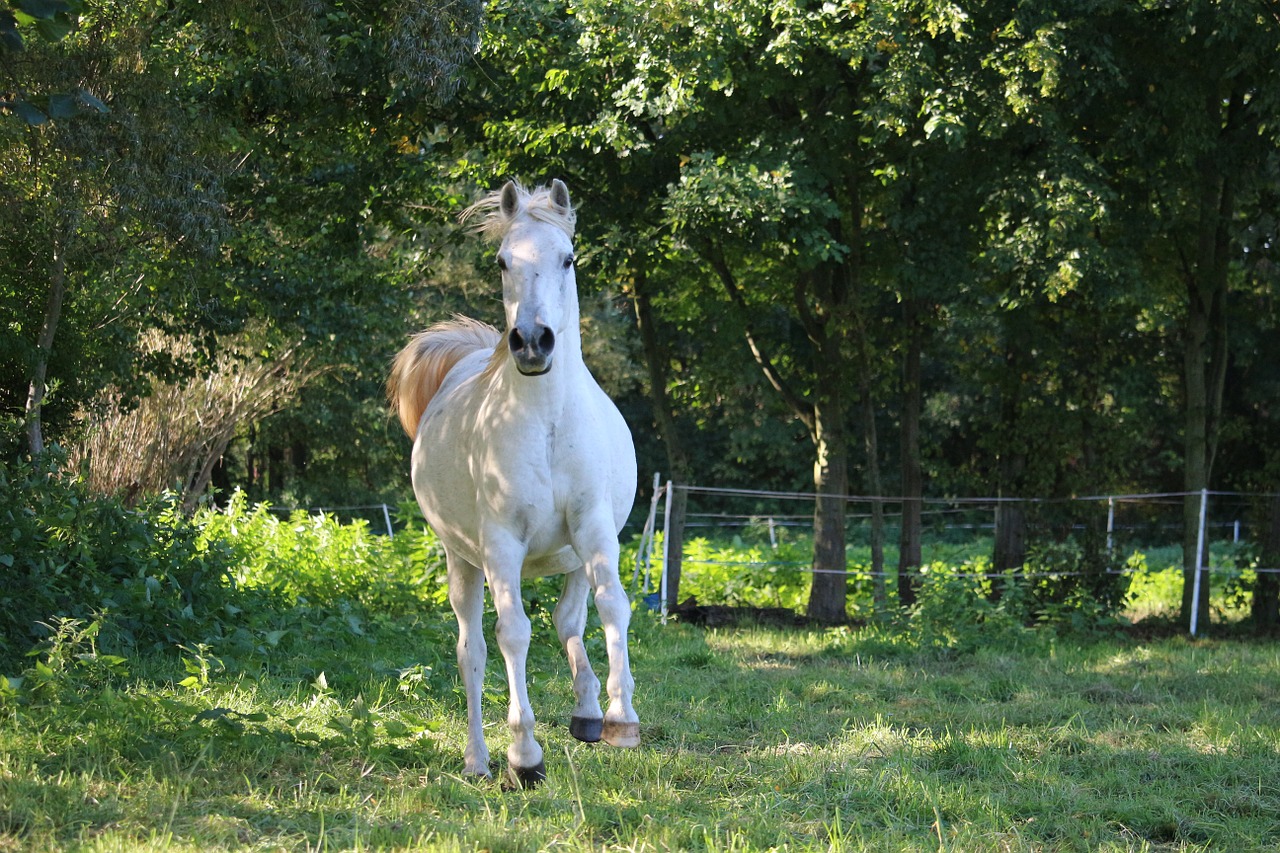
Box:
700;241;815;435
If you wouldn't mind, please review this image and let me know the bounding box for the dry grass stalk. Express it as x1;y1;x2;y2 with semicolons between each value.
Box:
71;331;325;509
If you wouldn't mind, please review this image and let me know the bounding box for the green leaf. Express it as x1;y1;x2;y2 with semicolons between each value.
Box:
77;90;106;113
12;100;47;125
194;707;234;722
46;93;79;119
17;0;72;19
33;14;72;43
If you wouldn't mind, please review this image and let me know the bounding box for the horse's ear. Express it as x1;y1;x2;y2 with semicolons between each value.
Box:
550;179;571;216
499;181;521;219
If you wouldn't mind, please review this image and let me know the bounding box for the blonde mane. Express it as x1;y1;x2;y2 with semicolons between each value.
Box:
460;181;577;242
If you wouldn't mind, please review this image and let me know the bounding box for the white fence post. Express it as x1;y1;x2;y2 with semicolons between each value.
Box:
1190;488;1209;638
660;480;674;623
633;472;662;589
1106;496;1115;556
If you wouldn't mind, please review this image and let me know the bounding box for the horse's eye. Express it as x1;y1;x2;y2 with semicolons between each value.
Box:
563;254;575;270
497;255;508;271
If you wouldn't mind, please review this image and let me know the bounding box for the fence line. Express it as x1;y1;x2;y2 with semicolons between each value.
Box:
263;503;397;537
640;478;1279;634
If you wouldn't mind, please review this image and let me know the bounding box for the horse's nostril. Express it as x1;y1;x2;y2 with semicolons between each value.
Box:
508;328;525;352
537;327;555;355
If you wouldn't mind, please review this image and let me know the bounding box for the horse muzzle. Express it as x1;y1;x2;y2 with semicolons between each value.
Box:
508;324;555;376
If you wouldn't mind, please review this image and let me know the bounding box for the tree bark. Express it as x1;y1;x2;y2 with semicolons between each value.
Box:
24;231;70;457
631;261;693;611
897;297;924;606
859;367;886;611
1179;93;1236;632
808;396;849;624
992;338;1028;596
993;500;1027;574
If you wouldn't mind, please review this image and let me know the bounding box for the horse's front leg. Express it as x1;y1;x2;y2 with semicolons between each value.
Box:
554;567;604;742
446;552;490;778
572;514;639;748
483;533;545;787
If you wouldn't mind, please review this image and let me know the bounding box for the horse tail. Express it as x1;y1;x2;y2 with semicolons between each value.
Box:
388;317;502;438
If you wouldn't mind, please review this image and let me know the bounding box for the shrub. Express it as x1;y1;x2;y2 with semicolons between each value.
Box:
676;535;812;610
192;492;448;613
903;561;1034;655
1019;538;1132;632
0;455;238;667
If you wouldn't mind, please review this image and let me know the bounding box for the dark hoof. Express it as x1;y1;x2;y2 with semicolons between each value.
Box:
602;720;641;748
505;760;546;790
570;716;603;743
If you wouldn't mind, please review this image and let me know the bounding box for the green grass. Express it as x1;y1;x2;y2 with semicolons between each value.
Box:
2;499;1274;852
3;608;1279;851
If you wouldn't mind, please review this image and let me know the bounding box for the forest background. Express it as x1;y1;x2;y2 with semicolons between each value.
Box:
4;0;1280;632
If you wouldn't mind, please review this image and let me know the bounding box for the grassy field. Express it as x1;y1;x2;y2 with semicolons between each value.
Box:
2;503;1277;852
3;606;1279;851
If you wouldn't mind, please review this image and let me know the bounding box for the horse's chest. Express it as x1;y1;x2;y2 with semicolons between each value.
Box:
477;423;586;532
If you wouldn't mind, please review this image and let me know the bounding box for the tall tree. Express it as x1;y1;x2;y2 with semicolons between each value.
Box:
1053;1;1280;630
2;0;484;505
2;0;225;457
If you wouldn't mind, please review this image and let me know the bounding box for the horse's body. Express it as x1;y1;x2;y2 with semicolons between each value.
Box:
388;180;639;786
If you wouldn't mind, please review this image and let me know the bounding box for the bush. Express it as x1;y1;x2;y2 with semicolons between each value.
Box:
0;455;238;667
1018;538;1132;632
677;535;812;610
192;492;448;613
903;562;1034;655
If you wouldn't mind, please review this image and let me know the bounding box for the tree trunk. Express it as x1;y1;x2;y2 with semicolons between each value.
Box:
24;232;70;457
807;398;849;624
991;337;1027;598
1180;100;1235;632
184;429;236;513
1180;302;1213;631
993;500;1027;574
699;246;851;622
631;262;693;611
859;377;886;611
897;297;924;606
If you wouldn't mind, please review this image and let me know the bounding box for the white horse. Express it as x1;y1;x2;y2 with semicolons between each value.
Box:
387;180;639;787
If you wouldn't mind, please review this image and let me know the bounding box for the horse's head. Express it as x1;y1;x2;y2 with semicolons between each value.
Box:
466;180;578;377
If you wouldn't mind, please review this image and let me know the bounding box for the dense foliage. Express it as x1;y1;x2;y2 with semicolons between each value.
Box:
0;455;237;666
0;455;447;670
4;0;1280;628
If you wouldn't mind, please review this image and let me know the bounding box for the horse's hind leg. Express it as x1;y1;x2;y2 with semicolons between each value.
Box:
572;514;639;748
554;568;604;742
447;552;491;779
